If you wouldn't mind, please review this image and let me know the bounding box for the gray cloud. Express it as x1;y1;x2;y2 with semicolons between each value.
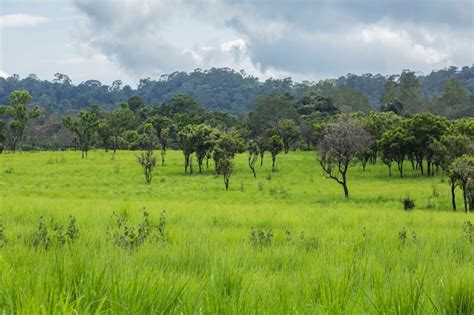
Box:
73;0;474;81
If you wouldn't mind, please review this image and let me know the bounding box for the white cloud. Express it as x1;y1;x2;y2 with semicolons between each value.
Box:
0;14;49;28
0;70;9;78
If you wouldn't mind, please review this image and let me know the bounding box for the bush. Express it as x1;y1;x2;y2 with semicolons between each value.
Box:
403;197;415;211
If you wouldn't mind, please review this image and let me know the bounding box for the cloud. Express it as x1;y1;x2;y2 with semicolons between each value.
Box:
0;14;49;28
72;0;474;81
0;70;9;78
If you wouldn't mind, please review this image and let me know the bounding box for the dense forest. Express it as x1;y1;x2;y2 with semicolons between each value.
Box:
1;66;473;116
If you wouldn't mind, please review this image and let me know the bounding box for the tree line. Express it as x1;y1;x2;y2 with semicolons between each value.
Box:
0;80;473;210
1;66;473;117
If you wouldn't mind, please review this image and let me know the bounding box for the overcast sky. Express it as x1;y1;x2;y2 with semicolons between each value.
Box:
1;0;473;86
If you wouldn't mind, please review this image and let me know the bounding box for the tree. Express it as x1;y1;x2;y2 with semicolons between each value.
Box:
450;155;474;212
217;156;233;190
97;119;112;152
0;90;41;152
275;119;300;153
63;109;98;158
378;126;414;178
213;131;244;174
248;94;298;135
127;96;144;112
193;124;217;173
256;133;269;166
107;104;135;154
0;120;5;153
268;135;284;172
431;133;471;210
137;123;157;184
248;140;259;178
318;117;374;198
177;125;196;173
148;115;174;166
406;113;448;176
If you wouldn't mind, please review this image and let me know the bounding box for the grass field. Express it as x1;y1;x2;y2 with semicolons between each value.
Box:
0;150;473;314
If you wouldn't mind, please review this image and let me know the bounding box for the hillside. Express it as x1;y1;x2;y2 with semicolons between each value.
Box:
0;66;473;115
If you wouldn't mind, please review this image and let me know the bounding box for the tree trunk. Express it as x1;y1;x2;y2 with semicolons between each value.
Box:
451;179;456;211
397;160;404;178
463;185;468;213
184;155;189;173
272;155;276;172
260;152;264;166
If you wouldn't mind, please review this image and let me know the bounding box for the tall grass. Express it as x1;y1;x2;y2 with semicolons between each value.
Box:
0;150;472;313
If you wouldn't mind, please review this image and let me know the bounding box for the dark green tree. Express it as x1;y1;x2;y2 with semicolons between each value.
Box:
268;135;284;172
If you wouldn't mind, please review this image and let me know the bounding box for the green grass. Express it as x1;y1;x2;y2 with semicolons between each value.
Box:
0;150;473;314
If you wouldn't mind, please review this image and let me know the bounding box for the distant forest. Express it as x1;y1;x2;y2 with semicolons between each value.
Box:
0;66;473;116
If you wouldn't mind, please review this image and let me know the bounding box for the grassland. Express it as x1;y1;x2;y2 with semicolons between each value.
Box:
0;150;473;314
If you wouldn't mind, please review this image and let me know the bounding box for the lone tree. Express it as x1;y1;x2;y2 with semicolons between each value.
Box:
137;123;157;184
0;90;40;152
268;135;284;172
213;131;242;190
318;117;373;198
248;140;259;178
213;131;244;175
63;108;98;158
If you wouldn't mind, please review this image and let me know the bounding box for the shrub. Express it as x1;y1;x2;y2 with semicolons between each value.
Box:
249;228;273;248
403;197;415;210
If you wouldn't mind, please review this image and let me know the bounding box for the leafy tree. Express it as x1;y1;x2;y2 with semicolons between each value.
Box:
137;123;157;184
275;119;300;154
248;94;298;135
378;126;414;177
107;104;135;153
193;124;217;173
177;125;196;173
432;136;469;210
268;135;284;172
256;133;269;166
213;131;244;174
0;90;40;152
407;113;448;176
0;120;5;153
318;117;374;198
97;119;112;152
248;140;259;178
63;108;98;158
216;156;233;190
450;155;474;212
148;115;174;166
128;96;144;112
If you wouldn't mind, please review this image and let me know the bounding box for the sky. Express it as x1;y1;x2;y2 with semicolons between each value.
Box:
0;0;473;86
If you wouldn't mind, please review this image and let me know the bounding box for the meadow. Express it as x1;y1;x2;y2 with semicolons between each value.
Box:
0;150;473;314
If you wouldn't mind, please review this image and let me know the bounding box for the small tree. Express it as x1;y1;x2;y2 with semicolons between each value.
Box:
450;155;474;212
275;118;300;154
256;133;269;166
318;117;373;198
137;123;157;184
378;126;413;178
97;119;112;152
177;125;196;174
149;115;174;166
63;109;98;158
248;140;259;178
217;156;233;190
0;90;40;152
268;135;284;172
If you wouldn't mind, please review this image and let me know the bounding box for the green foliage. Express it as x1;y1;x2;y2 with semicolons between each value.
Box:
109;208;167;251
267;135;284;172
0;89;40;151
249;227;273;248
63;108;98;158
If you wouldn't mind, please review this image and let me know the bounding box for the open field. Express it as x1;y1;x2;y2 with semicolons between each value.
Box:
0;150;473;314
